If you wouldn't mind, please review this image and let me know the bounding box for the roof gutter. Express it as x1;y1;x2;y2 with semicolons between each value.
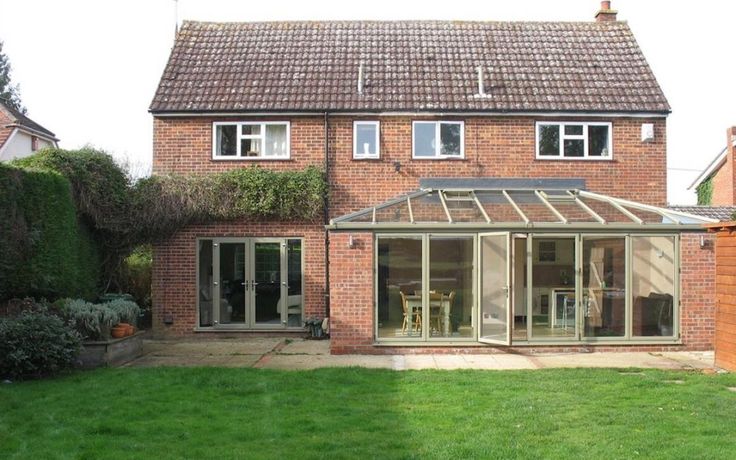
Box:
149;110;670;118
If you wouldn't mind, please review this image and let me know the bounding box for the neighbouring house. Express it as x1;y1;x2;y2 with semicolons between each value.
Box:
149;1;719;354
0;100;58;162
689;126;736;209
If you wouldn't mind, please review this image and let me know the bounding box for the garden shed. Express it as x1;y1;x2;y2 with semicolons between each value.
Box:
706;222;736;371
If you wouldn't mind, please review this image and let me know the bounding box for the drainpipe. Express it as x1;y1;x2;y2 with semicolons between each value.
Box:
323;112;331;318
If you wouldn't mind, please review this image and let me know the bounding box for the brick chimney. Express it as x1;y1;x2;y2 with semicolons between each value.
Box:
595;1;618;22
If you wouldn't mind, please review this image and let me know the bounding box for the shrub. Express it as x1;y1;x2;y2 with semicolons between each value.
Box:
0;308;81;380
0;164;101;300
105;298;141;325
118;245;152;309
61;299;119;341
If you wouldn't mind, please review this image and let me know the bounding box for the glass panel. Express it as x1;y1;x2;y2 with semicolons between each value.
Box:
538;124;560;156
564;124;583;135
551;201;597;222
254;242;282;325
355;123;378;156
622;206;674;224
265;124;288;156
215;125;237;156
430;236;474;339
242;125;261;136
506;191;558;222
563;139;584;157
241;138;261;157
588;125;609;157
578;196;636;223
530;237;575;339
377;237;423;339
411;192;450;223
480;234;509;343
582;237;626;338
476;191;525;223
446;199;484;223
632;236;675;337
286;239;303;327
413;122;436;157
198;240;213;327
375;201;412;223
219;243;246;325
512;237;528;341
440;123;462;156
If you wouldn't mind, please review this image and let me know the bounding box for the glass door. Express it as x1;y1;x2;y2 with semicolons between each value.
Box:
581;236;626;338
478;232;511;345
251;240;284;327
213;241;247;326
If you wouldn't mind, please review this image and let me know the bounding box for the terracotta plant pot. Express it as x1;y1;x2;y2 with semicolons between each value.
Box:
111;326;127;339
117;323;134;337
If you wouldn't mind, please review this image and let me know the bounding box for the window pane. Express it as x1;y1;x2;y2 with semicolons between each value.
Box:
413;123;436;157
355;123;378;156
429;237;474;339
440;123;462;156
632;236;675;337
265;124;288;156
564;124;583;136
530;237;576;339
588;125;609;157
377;237;423;339
582;237;626;338
563;139;584;157
216;125;237;156
241;138;261;157
286;239;303;327
198;240;213;327
242;125;261;136
538;125;560;156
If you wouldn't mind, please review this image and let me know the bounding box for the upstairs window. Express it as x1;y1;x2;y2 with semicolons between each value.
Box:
412;121;464;159
536;122;612;159
213;122;290;159
353;121;380;159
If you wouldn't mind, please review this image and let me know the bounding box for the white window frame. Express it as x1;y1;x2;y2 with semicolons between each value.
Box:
352;121;380;159
535;121;612;160
212;121;291;160
411;121;465;159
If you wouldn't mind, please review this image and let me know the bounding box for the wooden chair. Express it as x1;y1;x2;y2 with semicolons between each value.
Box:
429;292;444;331
399;291;421;334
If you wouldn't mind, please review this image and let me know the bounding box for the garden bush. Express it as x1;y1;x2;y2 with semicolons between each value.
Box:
0;308;81;380
0;164;101;300
58;298;142;340
105;298;141;325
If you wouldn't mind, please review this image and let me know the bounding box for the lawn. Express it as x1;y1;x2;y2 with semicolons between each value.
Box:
1;368;736;459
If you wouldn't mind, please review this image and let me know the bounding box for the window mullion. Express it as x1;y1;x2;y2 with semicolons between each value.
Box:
558;124;564;157
436;122;442;157
236;123;242;157
583;123;589;158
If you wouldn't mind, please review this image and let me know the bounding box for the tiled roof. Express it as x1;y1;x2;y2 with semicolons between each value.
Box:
150;20;670;114
669;206;736;222
0;100;57;140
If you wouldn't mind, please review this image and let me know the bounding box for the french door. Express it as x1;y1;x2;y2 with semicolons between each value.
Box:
210;238;302;329
478;232;511;345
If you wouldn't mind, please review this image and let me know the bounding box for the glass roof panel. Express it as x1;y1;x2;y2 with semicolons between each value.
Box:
411;191;451;223
374;199;412;223
549;200;596;222
578;196;637;223
505;190;560;222
446;199;485;223
622;205;675;224
475;191;526;223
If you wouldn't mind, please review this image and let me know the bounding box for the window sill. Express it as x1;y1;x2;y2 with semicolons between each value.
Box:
535;156;614;162
211;156;292;161
352;156;381;161
411;156;466;161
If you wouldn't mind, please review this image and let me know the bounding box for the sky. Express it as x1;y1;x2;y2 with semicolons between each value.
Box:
1;0;734;204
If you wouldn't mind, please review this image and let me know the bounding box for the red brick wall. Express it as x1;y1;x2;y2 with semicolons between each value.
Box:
328;232;374;354
151;220;325;337
679;232;716;350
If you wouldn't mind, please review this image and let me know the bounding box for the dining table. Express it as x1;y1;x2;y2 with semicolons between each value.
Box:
404;294;451;336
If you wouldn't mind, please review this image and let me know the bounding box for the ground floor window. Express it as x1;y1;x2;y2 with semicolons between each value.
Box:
376;232;679;344
376;235;475;340
197;237;303;329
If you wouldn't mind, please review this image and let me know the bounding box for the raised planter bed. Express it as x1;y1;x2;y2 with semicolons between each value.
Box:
78;331;144;368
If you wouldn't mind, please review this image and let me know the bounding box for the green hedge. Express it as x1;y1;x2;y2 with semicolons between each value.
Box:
0;164;101;300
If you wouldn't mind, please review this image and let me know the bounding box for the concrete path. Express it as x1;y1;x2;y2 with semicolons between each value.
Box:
123;338;718;371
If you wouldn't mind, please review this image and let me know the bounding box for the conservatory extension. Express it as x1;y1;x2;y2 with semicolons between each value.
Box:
327;184;716;349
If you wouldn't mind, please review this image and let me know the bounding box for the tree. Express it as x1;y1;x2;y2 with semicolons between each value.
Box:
0;40;25;114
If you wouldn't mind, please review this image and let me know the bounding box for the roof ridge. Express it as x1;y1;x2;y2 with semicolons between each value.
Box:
180;19;629;27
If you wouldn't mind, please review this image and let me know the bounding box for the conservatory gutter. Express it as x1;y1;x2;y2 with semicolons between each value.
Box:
325;222;708;232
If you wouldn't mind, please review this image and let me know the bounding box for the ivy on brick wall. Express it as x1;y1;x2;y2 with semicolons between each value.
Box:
696;176;713;205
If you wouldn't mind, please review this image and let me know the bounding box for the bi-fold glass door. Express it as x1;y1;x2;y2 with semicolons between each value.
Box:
202;237;303;329
478;232;511;345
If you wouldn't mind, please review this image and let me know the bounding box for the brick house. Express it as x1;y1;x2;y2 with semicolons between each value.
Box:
0;100;58;162
149;2;718;353
689;126;736;206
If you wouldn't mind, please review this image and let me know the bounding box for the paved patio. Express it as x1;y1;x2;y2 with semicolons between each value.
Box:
123;338;719;371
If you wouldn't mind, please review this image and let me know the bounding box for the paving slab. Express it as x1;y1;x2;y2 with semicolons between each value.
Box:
279;339;329;355
532;352;682;369
261;354;392;370
656;351;715;370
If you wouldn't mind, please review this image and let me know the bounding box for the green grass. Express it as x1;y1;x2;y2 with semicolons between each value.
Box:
1;368;736;459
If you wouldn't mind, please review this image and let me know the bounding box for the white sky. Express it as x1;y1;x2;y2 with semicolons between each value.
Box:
1;0;734;204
